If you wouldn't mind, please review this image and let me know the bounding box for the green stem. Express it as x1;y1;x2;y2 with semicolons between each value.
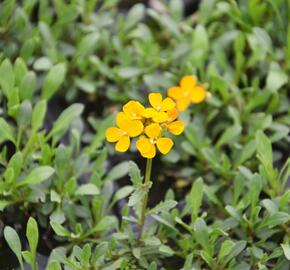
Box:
138;158;152;241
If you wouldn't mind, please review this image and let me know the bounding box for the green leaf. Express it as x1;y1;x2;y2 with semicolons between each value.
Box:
19;71;37;101
216;125;242;148
148;200;177;215
0;200;12;211
49;103;84;140
76;32;99;56
4;226;24;268
194;218;212;256
128;187;146;207
113;186;134;202
159;245;175;256
151;214;178;232
0;118;15;144
26;217;39;256
0;59;15;98
41;63;66;99
256;131;274;178
266;62;288;92
50;221;71;237
17;101;32;127
281;244;290;261
104;161;129;182
117;67;142;79
128;161;143;186
93;216;117;232
32;100;47;131
47;261;62;270
188;178;203;222
253;27;272;53
75;184;100;196
218;240;235;263
259;212;290;229
17;166;54;187
14;57;28;85
33;57;53;71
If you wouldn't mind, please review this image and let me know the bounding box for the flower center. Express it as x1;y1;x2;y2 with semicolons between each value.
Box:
183;90;190;98
150;138;156;144
156;106;161;111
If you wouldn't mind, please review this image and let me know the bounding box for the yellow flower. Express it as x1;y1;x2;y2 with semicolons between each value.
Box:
123;100;145;120
106;112;143;152
136;123;174;158
163;108;184;135
167;75;206;112
143;93;176;123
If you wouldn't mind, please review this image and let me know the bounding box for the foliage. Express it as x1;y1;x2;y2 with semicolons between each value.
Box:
0;0;290;269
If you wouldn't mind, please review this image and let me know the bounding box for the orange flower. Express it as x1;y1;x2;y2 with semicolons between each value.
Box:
168;75;206;111
136;123;174;158
106;112;143;152
143;93;176;123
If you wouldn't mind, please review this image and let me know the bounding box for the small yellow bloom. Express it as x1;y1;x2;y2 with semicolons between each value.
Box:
143;93;176;123
106;112;143;152
162;108;184;135
136;123;174;158
168;75;206;112
123;100;145;120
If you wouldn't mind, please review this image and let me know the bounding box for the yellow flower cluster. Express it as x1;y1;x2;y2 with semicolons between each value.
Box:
106;75;207;158
168;75;206;111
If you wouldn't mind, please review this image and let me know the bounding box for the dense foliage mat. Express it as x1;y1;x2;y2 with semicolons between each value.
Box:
0;0;290;269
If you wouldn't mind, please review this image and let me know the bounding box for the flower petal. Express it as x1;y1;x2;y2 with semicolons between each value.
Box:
156;137;174;154
143;144;156;158
167;108;178;122
106;127;123;142
152;111;168;123
180;75;197;90
127;120;144;137
136;137;152;153
149;93;162;109
161;97;176;111
116;112;130;130
190;86;206;103
168;121;184;135
145;123;161;138
115;135;130;152
177;98;190;112
167;86;183;100
123;100;145;119
142;108;156;118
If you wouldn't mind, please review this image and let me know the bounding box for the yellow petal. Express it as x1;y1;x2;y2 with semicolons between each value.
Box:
190;86;206;103
136;137;152;153
116;112;130;130
152;111;168;123
177;98;190;112
142;108;156;118
180;75;197;90
142;144;156;158
168;121;184;135
106;127;123;142
145;123;161;138
161;97;176;111
127;120;144;137
115;135;130;152
123;100;145;119
149;93;162;109
156;137;174;154
167;86;183;100
167;108;178;122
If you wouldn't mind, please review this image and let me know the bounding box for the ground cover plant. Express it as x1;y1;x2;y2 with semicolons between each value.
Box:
0;0;290;269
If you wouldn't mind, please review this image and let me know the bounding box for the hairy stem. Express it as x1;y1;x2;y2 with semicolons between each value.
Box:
138;158;152;241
